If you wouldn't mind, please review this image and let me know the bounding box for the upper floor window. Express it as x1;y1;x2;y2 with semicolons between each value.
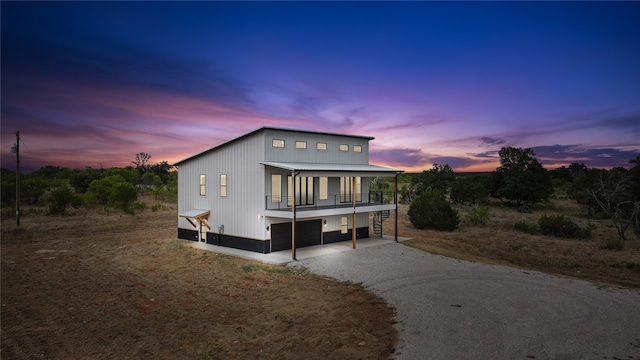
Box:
353;145;362;153
295;141;307;149
340;176;361;203
220;174;227;197
272;139;285;148
339;144;349;152
288;176;314;206
271;174;282;203
317;142;327;151
199;174;206;196
319;177;328;200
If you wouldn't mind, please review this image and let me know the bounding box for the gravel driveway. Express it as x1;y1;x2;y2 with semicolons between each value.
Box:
290;242;640;360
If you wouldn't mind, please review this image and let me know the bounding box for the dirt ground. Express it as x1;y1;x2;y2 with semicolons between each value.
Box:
1;204;397;360
3;196;638;359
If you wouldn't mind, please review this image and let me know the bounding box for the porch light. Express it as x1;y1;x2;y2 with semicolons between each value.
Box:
266;226;270;232
323;219;327;226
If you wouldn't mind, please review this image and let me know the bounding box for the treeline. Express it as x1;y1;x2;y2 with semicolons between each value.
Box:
380;147;640;241
1;152;176;216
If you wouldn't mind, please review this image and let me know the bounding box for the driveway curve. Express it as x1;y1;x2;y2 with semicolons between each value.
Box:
290;242;640;360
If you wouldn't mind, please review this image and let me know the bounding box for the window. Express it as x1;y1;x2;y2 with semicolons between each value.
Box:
353;145;362;153
295;141;307;149
220;174;227;197
199;174;206;196
340;176;361;203
341;216;348;234
339;144;349;152
271;174;281;202
288;176;314;206
317;142;327;151
319;177;328;200
272;139;285;148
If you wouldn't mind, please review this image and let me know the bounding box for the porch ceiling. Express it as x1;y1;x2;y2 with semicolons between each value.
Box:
261;161;402;177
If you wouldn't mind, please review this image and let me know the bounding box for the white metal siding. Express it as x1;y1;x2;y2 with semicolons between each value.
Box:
263;129;369;165
178;131;268;240
178;128;380;243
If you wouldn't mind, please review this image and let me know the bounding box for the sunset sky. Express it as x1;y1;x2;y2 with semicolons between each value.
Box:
2;1;639;173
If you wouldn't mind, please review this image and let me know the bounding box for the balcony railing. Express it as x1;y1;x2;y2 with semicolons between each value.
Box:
265;192;394;211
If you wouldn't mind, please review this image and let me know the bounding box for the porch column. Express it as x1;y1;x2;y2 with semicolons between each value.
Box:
395;173;398;243
292;170;297;260
352;176;356;249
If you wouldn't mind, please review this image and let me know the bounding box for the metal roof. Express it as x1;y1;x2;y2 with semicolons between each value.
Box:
178;209;210;218
261;161;403;173
174;126;375;166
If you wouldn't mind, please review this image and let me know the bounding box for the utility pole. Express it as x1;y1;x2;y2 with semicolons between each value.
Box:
14;131;21;226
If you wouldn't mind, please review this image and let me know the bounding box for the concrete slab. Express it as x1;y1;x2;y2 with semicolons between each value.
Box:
189;235;411;265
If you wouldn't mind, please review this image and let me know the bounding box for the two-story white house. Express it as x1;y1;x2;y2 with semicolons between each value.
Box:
174;127;402;259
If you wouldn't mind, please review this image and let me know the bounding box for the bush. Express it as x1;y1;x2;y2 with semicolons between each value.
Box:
514;220;539;235
110;182;138;212
408;190;459;231
537;214;588;238
151;203;167;212
47;185;81;215
467;206;490;226
600;237;624;250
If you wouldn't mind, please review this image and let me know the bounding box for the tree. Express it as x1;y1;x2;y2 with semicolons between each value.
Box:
132;152;152;177
104;167;137;185
591;167;639;240
408;190;460;231
410;163;456;195
567;164;602;217
31;166;72;180
109;182;138;212
70;167;103;193
450;174;490;205
1;168;16;207
149;161;174;184
490;147;553;208
85;175;138;213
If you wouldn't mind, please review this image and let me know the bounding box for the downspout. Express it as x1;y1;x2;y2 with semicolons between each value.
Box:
292;170;300;260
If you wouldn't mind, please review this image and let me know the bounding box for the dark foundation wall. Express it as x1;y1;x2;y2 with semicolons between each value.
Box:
178;228;198;241
217;234;270;254
178;226;369;254
323;226;369;244
178;228;270;254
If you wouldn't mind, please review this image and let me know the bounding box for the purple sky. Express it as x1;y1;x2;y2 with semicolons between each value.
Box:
2;2;639;172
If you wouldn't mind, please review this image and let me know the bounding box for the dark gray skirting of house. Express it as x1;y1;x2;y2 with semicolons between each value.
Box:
177;226;370;254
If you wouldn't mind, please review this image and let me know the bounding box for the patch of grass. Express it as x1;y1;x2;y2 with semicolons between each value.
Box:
195;343;225;360
214;254;236;267
151;203;167;212
241;263;293;275
609;262;640;273
467;206;490;226
514;220;539;235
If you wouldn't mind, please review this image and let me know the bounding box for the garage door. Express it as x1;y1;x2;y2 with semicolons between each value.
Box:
271;220;321;252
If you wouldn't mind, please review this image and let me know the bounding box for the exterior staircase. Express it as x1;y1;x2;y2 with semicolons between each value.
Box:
373;210;390;238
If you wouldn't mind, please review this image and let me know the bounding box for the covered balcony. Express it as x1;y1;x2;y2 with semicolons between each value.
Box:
264;191;397;219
